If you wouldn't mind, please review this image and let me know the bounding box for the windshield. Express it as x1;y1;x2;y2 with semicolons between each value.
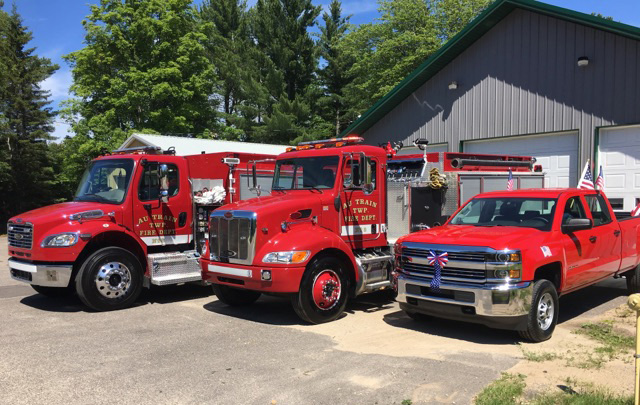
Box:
74;159;134;204
272;156;339;190
450;197;557;230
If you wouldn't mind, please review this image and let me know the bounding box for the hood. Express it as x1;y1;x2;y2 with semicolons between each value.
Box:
9;201;115;227
400;224;547;251
221;192;325;219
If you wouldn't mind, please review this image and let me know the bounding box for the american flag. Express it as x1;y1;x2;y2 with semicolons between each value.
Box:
507;168;514;191
578;161;595;190
427;251;448;291
595;166;604;190
632;203;640;217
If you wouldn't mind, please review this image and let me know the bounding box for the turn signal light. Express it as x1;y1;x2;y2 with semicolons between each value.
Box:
509;269;521;279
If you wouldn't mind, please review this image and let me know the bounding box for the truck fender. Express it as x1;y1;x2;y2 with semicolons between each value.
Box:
74;225;148;275
255;224;359;282
523;241;564;291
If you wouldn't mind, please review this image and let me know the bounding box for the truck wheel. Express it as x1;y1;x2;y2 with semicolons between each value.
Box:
291;256;349;324
212;284;261;306
75;247;143;311
31;285;74;298
626;265;640;294
519;280;559;342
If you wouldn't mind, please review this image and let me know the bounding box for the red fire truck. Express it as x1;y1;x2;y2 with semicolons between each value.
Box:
200;136;544;323
7;147;276;311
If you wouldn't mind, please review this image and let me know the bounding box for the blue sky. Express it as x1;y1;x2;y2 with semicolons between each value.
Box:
5;0;640;139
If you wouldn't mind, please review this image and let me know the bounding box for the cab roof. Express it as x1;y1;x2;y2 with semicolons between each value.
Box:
477;188;600;199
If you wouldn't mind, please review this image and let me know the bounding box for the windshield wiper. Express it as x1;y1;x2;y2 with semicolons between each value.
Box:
75;193;108;202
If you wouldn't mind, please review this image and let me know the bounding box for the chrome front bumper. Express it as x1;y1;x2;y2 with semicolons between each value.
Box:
397;275;533;318
8;259;73;287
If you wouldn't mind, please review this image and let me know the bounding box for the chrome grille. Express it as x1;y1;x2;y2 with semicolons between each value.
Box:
403;262;486;282
401;242;491;283
209;211;256;265
403;247;485;262
8;222;33;249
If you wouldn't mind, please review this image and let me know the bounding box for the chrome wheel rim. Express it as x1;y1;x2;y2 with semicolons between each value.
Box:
95;262;131;299
537;292;554;331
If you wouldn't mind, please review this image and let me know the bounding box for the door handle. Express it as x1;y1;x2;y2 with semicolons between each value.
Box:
613;230;621;237
589;236;597;243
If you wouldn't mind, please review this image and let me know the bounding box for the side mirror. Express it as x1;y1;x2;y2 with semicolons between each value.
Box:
360;153;373;194
159;164;169;203
561;218;593;233
251;162;261;196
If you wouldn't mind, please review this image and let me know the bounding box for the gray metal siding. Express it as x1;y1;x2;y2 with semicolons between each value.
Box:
363;9;640;166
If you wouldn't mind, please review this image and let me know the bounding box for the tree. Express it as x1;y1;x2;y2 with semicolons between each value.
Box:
252;0;321;102
317;0;354;136
341;0;491;119
59;0;217;183
0;5;61;227
198;0;250;127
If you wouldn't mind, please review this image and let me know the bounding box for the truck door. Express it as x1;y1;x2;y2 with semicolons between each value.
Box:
560;196;598;290
133;160;193;249
583;194;622;281
339;154;384;249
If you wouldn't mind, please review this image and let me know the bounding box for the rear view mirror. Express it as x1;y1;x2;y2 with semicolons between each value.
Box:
561;218;592;233
361;154;373;195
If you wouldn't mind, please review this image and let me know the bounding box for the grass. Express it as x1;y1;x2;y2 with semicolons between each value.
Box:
573;321;634;366
475;373;526;405
475;374;633;405
520;346;561;362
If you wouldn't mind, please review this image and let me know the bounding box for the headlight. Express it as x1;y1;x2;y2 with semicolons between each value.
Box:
42;233;79;247
487;251;521;262
262;251;310;264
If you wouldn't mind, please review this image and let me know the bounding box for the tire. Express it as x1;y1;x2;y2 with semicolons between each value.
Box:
31;285;74;298
519;279;559;342
212;283;261;306
626;265;640;294
291;255;349;324
75;247;144;311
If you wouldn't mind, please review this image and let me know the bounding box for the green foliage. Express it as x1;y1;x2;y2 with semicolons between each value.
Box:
0;5;63;227
474;373;525;405
341;0;491;117
317;0;355;136
531;389;633;405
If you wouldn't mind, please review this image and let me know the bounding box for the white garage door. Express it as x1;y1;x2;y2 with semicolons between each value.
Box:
464;131;579;188
598;125;640;212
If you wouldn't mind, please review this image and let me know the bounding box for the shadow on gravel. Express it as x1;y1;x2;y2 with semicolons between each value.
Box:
382;310;520;344
203;289;396;326
20;283;213;312
203;295;303;325
557;278;627;324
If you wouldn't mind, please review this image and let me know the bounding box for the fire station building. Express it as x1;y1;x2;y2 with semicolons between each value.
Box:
343;0;640;211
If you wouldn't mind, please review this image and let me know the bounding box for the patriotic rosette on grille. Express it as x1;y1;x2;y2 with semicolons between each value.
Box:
427;250;448;291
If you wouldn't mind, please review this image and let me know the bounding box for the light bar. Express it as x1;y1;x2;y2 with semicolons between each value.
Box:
293;135;363;151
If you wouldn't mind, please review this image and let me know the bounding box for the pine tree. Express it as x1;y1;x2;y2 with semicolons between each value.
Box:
0;5;61;226
318;0;354;136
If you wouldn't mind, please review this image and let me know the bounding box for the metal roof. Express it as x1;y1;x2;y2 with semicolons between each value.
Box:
340;0;640;138
119;133;288;156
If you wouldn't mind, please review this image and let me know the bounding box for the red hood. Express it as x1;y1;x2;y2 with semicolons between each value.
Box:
399;224;547;251
221;191;325;218
9;201;120;229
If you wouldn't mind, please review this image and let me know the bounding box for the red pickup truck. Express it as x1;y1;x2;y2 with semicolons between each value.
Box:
395;188;640;342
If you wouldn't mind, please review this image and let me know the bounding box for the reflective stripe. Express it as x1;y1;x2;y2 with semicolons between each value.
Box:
341;224;383;236
141;234;191;246
207;264;252;278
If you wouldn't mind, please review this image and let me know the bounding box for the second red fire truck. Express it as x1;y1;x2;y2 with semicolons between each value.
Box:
201;136;544;323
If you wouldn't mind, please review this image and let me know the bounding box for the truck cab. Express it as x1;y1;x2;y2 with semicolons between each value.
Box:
8;147;276;311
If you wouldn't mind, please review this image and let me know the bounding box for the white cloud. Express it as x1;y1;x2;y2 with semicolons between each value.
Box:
40;69;73;103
